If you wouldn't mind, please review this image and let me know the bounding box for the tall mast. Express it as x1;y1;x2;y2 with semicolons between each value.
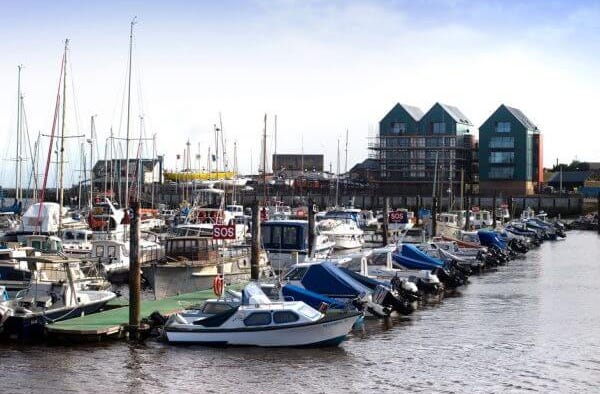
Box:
124;17;136;209
262;113;267;205
58;39;69;229
15;65;23;201
214;124;219;177
336;137;340;207
88;115;96;208
274;114;277;158
344;128;349;174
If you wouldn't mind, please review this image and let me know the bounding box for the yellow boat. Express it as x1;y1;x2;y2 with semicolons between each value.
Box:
163;171;237;182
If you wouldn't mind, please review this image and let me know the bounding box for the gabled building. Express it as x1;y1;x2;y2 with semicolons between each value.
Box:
479;105;542;195
372;102;478;195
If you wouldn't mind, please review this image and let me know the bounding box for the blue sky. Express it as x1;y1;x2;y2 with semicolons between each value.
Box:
0;0;599;187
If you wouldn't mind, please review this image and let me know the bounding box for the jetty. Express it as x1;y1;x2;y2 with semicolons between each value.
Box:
46;285;243;341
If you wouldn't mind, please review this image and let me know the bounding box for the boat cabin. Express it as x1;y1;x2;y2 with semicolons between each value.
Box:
164;237;219;262
261;221;307;252
439;213;459;227
225;205;244;217
92;240;128;262
24;235;63;254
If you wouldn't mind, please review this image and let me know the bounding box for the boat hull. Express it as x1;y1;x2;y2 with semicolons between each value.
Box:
165;312;358;347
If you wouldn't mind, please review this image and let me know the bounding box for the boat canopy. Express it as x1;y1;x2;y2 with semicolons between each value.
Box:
285;261;370;297
477;230;506;249
281;284;345;310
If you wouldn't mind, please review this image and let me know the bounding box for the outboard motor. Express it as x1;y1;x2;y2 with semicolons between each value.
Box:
372;284;416;315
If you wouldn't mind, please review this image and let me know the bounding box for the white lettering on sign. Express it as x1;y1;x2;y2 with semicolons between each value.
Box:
213;225;236;239
388;211;406;223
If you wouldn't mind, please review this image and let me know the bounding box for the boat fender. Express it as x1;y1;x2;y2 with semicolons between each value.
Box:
213;275;224;297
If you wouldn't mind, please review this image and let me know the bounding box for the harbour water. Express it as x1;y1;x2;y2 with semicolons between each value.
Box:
1;231;599;393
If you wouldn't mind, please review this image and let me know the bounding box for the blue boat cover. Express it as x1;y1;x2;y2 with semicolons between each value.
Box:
282;284;346;309
477;230;507;249
392;244;444;270
337;267;385;290
300;262;371;297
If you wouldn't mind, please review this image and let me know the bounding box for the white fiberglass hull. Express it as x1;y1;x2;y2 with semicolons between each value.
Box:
166;313;358;347
331;235;364;250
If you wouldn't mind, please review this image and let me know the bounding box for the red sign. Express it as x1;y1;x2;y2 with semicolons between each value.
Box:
388;210;407;224
471;206;480;212
212;224;236;240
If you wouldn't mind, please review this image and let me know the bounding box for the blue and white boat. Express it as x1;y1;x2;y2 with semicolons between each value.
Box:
164;282;360;347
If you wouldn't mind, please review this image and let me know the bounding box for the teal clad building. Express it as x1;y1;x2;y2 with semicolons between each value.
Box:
478;105;543;195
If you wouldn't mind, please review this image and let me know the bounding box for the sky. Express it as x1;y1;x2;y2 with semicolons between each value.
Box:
0;0;599;188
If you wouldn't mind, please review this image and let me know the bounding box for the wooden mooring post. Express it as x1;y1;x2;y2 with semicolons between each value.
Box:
382;196;389;245
251;200;261;280
128;200;141;337
308;198;315;257
432;197;438;237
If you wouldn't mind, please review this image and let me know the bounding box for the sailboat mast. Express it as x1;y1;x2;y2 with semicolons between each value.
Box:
15;65;23;201
89;115;96;209
58;39;69;229
124;18;136;209
262;114;267;205
336;137;340;207
345;129;349;174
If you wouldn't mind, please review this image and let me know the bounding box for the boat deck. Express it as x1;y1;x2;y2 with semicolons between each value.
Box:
46;284;245;340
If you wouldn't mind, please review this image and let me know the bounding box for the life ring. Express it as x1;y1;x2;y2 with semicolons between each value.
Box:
213;275;224;297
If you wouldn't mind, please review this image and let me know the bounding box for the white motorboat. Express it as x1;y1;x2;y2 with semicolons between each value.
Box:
317;216;364;250
164;282;360;347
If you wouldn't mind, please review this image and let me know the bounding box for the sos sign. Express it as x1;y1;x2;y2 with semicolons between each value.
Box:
212;225;236;240
389;211;407;224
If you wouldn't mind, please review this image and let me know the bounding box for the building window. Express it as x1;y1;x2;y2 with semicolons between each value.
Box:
488;167;514;179
489;136;514;148
496;122;511;133
489;151;515;164
432;122;446;134
390;121;406;134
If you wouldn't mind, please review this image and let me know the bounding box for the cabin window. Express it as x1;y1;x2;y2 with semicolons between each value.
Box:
273;311;299;324
284;266;308;281
65;232;75;240
31;240;41;250
243;312;272;326
95;246;104;256
261;226;271;246
202;302;234;314
108;246;117;257
282;227;299;249
76;233;86;241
